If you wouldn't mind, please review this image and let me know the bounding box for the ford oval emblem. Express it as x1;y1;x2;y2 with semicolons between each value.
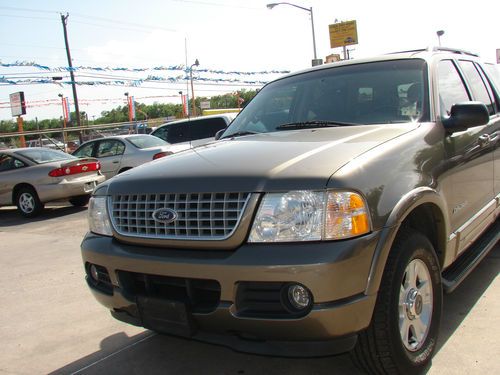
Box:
152;208;177;224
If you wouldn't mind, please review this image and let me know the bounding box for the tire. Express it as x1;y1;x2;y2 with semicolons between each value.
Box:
69;194;91;207
16;186;44;218
351;228;442;374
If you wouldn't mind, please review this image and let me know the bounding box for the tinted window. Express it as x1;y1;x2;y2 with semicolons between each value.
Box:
16;149;74;164
73;142;95;158
126;135;167;149
96;140;125;157
0;154;25;171
459;60;495;114
152;123;189;144
165;123;189;144
225;59;428;136
190;118;227;140
151;126;169;142
437;60;470;117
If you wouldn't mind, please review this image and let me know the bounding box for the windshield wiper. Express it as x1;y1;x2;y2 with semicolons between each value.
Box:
276;120;358;130
220;130;259;139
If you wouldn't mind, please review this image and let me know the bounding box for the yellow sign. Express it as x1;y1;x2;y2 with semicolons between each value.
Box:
329;20;358;48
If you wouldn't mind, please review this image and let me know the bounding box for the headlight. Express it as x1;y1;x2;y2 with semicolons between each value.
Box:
88;196;113;236
249;190;370;242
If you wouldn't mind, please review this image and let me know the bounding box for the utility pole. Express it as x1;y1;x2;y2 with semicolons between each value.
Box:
60;13;81;128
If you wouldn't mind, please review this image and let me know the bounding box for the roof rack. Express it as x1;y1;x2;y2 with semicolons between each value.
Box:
431;46;479;57
386;47;479;57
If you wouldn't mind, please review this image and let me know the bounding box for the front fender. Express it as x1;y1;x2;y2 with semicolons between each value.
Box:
364;187;449;296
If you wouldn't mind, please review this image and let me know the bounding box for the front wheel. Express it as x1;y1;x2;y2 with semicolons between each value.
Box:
352;228;442;374
16;187;44;218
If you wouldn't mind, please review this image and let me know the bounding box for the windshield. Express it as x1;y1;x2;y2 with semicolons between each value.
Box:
16;148;75;164
224;59;428;137
126;135;167;149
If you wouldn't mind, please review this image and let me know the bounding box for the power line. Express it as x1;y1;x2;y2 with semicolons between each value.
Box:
0;5;58;14
0;13;56;21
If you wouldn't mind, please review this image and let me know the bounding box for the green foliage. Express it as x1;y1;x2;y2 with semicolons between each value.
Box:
0;91;257;135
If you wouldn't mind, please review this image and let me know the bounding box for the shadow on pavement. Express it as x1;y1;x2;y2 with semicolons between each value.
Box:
51;333;359;375
50;246;499;375
435;244;499;353
0;204;87;227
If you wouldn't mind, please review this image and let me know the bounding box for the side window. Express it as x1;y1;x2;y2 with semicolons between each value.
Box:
0;155;25;172
190;118;227;140
458;60;495;115
166;123;189;144
96;140;125;157
152;126;168;142
475;63;500;113
74;142;95;158
437;60;470;117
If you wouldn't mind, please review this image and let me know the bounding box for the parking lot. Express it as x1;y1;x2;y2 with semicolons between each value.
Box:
0;203;498;375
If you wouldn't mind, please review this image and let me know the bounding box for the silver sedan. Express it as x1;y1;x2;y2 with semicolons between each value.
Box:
72;134;173;179
0;148;105;217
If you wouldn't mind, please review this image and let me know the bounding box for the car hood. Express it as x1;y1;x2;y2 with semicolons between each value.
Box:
105;125;416;194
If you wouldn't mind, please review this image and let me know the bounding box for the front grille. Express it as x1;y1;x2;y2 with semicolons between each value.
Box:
118;271;221;313
109;192;251;240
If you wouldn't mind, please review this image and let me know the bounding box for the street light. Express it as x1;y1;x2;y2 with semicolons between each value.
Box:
267;2;320;66
189;59;199;117
436;30;445;47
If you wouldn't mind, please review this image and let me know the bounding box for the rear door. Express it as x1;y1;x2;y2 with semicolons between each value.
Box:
95;139;126;178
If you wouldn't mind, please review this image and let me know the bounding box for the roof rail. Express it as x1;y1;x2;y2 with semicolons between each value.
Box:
431;46;479;57
386;47;479;57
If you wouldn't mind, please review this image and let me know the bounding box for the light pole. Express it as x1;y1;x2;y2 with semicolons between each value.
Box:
58;93;68;150
179;91;185;117
436;30;445;47
267;2;320;66
189;59;199;117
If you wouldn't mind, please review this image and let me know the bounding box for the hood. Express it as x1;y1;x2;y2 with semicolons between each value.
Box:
105;125;416;194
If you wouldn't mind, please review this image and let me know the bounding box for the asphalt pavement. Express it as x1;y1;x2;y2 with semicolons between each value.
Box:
0;204;498;375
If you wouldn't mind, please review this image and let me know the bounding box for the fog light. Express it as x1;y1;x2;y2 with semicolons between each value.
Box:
89;264;99;282
288;284;311;309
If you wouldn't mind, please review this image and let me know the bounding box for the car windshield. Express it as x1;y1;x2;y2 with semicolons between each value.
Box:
16;148;75;164
125;135;167;149
223;59;428;137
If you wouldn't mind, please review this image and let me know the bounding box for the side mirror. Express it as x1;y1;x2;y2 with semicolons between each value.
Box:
442;102;489;133
215;128;225;140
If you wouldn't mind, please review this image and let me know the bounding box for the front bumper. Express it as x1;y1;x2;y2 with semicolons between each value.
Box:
81;231;380;356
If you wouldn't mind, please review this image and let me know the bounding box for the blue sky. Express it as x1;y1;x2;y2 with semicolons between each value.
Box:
1;0;499;121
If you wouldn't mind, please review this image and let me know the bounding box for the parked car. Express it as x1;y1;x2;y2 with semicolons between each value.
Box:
72;134;172;179
0;147;105;217
150;113;236;151
27;138;65;150
82;47;499;374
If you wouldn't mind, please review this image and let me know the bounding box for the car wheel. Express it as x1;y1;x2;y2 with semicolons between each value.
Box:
69;194;91;207
351;228;442;374
16;187;44;218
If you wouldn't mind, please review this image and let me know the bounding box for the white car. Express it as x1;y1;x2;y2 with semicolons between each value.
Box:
72;134;173;179
27;138;65;150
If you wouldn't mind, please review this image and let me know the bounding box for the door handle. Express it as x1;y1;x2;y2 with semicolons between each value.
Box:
112;161;120;164
478;134;490;147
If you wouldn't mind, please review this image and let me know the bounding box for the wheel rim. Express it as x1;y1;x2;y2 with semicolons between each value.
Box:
399;258;433;352
19;192;35;213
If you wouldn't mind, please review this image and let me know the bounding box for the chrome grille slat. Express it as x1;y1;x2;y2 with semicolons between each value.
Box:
109;192;251;240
